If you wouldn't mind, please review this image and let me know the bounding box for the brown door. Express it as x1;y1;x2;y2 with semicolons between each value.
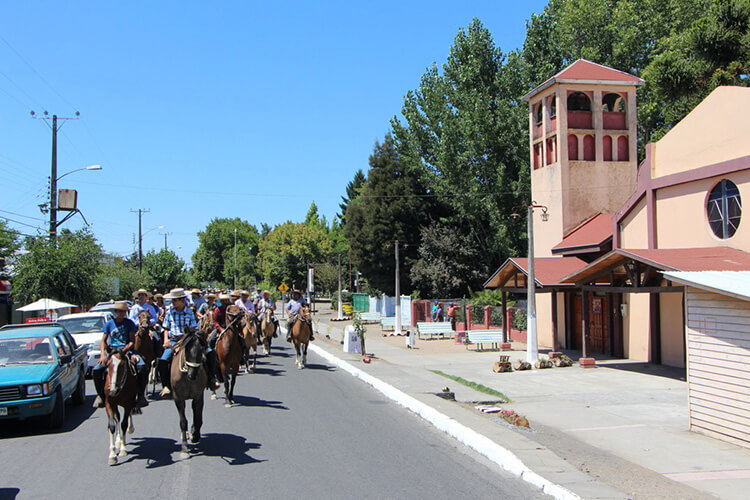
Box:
589;296;608;354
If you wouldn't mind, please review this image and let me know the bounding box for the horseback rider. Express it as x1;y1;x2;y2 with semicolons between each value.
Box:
93;301;149;409
205;293;234;387
257;290;280;338
285;289;314;342
189;288;206;313
158;288;201;398
196;292;216;320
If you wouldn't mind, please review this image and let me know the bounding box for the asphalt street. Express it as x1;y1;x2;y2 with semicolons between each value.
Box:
0;343;545;500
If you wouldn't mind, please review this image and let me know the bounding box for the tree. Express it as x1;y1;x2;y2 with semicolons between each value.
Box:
344;134;441;295
410;223;485;297
12;229;103;305
0;220;20;275
338;169;366;223
258;222;333;288
192;218;260;286
392;19;529;288
143;249;186;291
304;201;328;232
99;257;150;300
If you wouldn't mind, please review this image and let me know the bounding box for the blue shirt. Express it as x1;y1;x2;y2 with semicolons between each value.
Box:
163;306;198;340
103;318;137;348
286;297;307;316
129;302;158;325
191;295;206;311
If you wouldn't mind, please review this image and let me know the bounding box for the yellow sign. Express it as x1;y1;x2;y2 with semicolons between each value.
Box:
278;283;289;293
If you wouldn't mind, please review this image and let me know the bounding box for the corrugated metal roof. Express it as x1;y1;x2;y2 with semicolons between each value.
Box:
663;271;750;301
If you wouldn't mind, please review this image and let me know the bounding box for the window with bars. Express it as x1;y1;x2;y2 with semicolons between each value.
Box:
707;179;742;239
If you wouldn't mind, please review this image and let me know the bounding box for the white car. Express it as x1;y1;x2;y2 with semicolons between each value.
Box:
57;312;114;377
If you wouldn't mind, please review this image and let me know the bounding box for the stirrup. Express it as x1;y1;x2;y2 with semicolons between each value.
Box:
159;387;171;398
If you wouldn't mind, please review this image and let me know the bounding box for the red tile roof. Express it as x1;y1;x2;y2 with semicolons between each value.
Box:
484;257;588;288
552;213;613;254
554;60;644;83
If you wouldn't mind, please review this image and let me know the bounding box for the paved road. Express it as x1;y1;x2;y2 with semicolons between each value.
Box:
0;344;544;499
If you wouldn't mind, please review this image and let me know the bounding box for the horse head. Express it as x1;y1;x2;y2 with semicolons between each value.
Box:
299;305;311;322
136;311;152;337
106;349;129;397
225;305;244;331
263;307;274;323
182;332;207;381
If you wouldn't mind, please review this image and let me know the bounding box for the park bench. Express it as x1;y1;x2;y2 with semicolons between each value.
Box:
466;330;506;351
357;311;382;323
380;317;395;331
416;321;453;340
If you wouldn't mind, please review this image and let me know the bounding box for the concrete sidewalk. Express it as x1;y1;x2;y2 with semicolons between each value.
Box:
309;307;750;499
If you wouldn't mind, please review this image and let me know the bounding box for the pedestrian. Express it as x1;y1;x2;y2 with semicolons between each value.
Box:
436;302;445;322
431;300;439;321
447;302;458;330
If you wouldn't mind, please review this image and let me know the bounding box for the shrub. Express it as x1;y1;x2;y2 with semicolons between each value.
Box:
513;308;527;331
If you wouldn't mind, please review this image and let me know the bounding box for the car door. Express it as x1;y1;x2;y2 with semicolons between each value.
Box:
53;334;75;398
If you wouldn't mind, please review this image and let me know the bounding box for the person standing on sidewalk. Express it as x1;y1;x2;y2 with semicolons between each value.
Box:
447;302;458;331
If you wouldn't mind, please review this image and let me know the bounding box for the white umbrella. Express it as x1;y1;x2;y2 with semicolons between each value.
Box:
17;298;77;312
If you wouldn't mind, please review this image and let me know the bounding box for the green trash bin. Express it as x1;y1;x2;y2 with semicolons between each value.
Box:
352;293;369;312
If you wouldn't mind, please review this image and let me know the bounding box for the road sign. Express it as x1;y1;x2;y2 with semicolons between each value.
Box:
278;283;289;293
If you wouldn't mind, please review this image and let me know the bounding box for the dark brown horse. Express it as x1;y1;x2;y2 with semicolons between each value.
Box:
170;331;208;457
133;311;155;400
291;305;312;369
240;311;258;373
215;305;243;406
104;350;138;465
259;307;275;356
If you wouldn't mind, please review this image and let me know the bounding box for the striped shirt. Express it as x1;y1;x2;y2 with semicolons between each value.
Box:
162;306;197;340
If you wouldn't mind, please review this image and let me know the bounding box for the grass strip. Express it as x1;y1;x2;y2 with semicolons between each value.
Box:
429;370;510;402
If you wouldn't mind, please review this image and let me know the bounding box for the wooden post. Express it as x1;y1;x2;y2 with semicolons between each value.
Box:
551;291;559;353
580;290;596;367
501;291;508;343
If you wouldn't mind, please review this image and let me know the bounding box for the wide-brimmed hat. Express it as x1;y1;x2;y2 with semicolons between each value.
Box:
113;301;129;312
190;288;201;295
262;290;270;295
206;293;217;299
218;293;232;301
240;290;250;296
230;290;241;297
165;287;187;299
154;293;163;299
292;289;302;296
132;288;152;298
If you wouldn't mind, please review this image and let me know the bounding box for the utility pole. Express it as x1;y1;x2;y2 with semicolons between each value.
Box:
337;253;343;320
233;228;237;290
526;205;538;364
130;208;150;273
31;111;79;240
161;231;172;251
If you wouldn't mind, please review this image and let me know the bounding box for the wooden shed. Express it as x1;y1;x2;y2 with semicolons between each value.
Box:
664;271;750;448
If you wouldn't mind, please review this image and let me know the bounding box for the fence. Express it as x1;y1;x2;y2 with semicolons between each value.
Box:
409;299;528;341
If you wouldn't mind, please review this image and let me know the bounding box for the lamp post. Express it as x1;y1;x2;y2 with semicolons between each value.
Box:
47;164;102;239
233;228;237;290
511;203;549;365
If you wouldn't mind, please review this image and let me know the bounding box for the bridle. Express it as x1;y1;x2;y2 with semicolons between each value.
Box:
178;333;205;373
107;350;135;395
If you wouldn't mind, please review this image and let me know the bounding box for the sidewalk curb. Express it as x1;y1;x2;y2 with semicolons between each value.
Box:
309;343;580;500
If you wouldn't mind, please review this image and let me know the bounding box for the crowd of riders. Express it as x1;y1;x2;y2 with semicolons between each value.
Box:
91;286;312;410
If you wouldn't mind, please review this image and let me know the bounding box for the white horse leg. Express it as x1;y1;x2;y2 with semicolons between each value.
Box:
211;389;217;400
108;422;118;465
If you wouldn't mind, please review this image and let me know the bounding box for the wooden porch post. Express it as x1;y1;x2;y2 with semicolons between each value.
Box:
580;289;595;367
501;291;508;343
551;290;559;352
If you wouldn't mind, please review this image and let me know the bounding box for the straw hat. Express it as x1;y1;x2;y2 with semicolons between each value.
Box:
165;287;188;299
240;290;250;296
113;301;129;312
154;293;163;300
262;290;271;295
291;289;302;296
230;290;241;298
132;288;152;298
218;293;232;301
190;288;201;295
206;293;217;300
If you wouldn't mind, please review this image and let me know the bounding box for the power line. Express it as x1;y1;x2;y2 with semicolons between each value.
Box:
0;214;44;230
0;209;46;222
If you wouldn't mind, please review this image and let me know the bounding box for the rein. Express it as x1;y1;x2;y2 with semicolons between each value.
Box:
178;334;204;373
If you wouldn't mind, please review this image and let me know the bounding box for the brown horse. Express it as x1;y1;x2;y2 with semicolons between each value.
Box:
133;311;155;400
240;311;258;373
291;305;313;369
104;350;138;465
198;307;214;339
215;305;243;406
259;307;275;356
170;332;208;456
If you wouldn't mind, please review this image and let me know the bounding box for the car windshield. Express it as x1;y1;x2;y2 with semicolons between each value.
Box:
0;337;54;365
58;317;106;334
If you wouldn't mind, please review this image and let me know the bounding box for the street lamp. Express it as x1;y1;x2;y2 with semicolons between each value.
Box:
56;164;102;181
511;202;548;365
45;164;102;239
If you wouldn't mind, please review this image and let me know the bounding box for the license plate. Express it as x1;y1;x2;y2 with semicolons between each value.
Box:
0;407;8;416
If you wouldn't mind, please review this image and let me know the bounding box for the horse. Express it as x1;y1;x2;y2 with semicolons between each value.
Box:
259;307;276;356
215;305;243;406
170;331;209;457
198;307;214;339
290;305;313;369
240;311;258;373
104;349;138;466
133;311;155;401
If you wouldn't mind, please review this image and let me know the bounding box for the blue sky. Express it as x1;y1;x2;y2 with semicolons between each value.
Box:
0;0;546;263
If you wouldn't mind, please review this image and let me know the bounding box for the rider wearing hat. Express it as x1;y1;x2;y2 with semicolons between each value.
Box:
189;288;206;313
196;293;217;320
158;288;199;397
285;289;314;342
257;290;280;338
93;301;149;409
235;290;255;314
204;293;234;387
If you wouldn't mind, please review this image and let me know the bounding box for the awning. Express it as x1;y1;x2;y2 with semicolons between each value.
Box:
662;271;750;302
16;298;77;312
551;213;613;255
484;257;587;290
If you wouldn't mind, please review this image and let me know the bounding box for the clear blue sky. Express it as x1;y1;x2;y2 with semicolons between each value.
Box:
0;0;546;263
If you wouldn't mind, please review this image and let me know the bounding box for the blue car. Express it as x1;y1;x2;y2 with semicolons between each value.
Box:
0;323;88;429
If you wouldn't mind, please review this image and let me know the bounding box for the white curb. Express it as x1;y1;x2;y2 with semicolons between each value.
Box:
309;343;580;500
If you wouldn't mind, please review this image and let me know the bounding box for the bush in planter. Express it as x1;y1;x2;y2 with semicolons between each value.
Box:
513;308;527;331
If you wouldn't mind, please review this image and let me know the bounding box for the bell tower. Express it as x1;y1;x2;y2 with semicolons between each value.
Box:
523;59;643;257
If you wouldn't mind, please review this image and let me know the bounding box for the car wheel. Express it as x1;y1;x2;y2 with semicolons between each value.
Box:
47;389;65;429
72;370;86;405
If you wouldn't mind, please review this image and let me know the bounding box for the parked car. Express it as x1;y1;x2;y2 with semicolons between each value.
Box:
0;323;87;428
57;312;113;377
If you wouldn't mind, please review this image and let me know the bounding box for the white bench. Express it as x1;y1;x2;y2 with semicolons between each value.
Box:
380;317;410;332
416;322;453;340
466;330;506;351
358;311;382;323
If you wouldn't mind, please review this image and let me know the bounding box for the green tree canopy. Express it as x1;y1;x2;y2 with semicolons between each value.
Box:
258;221;333;289
0;220;21;275
13;229;103;306
143;249;186;291
192;218;260;287
338;169;366;224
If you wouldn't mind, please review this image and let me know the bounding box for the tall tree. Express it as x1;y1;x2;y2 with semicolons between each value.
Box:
192;218;260;286
338;169;366;224
13;229;103;305
392;19;529;289
258;221;333;289
144;249;186;291
344;134;441;295
0;220;20;275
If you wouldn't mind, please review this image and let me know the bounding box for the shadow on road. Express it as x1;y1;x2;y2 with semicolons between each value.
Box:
231;394;288;410
128;436;180;468
0;394;97;439
195;433;264;465
0;488;20;500
302;363;335;371
252;366;286;376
